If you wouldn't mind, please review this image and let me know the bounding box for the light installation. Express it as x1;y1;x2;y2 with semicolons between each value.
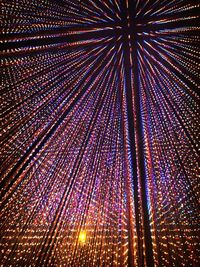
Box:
1;0;200;266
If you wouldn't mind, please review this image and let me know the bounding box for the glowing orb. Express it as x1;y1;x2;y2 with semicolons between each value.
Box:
78;230;87;244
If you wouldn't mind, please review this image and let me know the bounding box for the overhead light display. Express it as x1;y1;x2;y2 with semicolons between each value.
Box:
1;0;199;266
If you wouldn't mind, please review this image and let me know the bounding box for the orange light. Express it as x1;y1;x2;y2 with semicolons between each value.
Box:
78;230;86;244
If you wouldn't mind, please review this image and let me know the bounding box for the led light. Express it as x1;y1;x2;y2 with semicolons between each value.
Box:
78;230;87;244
